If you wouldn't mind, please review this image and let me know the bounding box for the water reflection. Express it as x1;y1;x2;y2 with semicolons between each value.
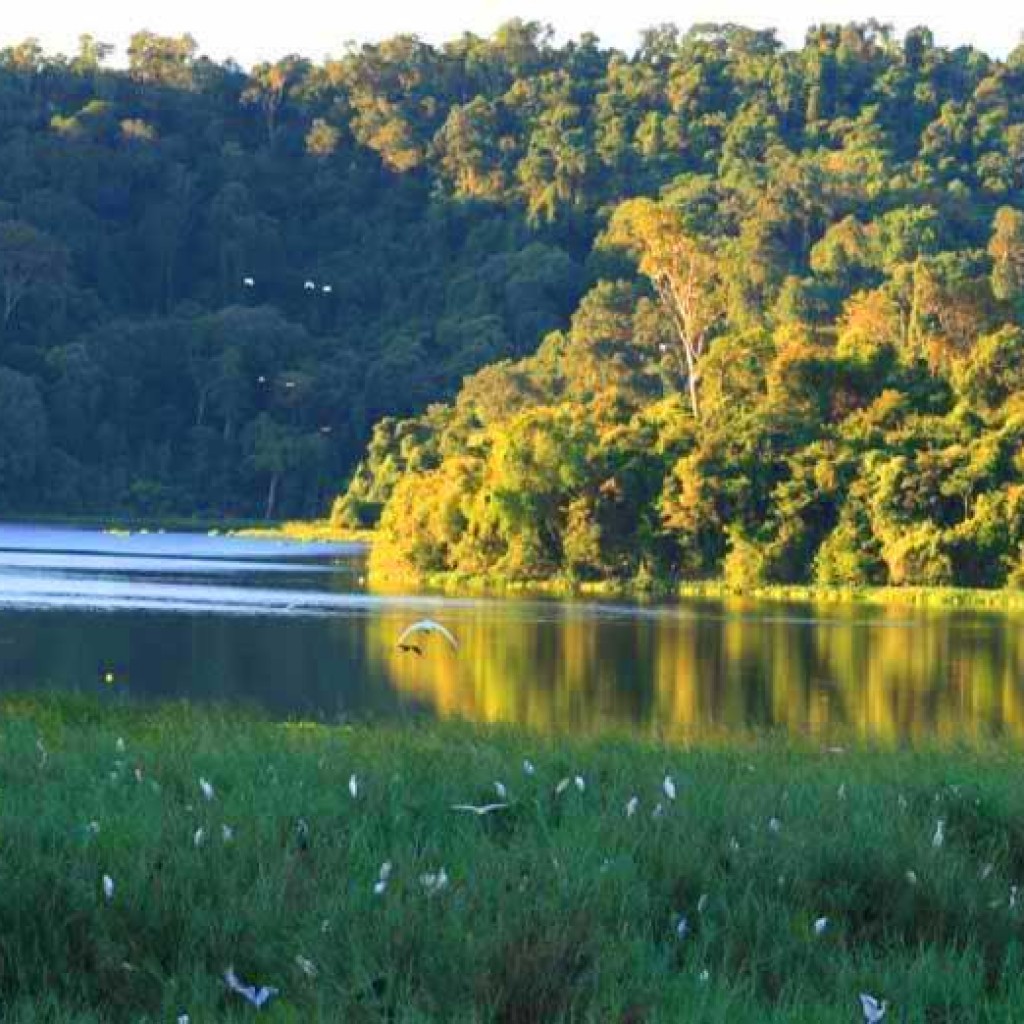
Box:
366;599;1024;743
1;525;1023;744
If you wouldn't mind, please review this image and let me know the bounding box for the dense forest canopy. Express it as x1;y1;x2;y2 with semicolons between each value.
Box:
3;22;1024;589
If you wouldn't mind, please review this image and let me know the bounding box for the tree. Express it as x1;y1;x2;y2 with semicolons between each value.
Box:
0;221;67;332
605;198;725;422
988;206;1024;306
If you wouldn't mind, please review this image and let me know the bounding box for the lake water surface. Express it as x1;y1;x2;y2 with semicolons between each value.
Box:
0;524;1022;744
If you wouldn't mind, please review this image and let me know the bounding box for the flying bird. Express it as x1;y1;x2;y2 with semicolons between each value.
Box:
396;620;458;653
451;802;508;816
242;276;255;287
303;280;316;290
859;993;887;1022
224;967;278;1009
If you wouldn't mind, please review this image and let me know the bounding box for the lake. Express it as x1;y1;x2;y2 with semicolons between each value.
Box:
0;523;1022;743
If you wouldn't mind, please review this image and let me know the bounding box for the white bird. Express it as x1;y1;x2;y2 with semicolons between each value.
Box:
102;874;114;901
373;880;388;896
697;893;709;914
116;737;126;753
177;1015;190;1024
224;967;278;1009
222;824;235;843
420;867;450;894
625;796;639;818
322;284;332;294
932;818;945;848
676;915;689;939
905;870;918;885
85;821;101;836
304;280;316;290
980;862;994;880
814;916;828;936
379;861;392;882
396;619;458;652
698;969;710;983
193;827;205;848
555;777;571;796
451;803;508;816
242;277;255;287
768;817;782;834
348;774;359;799
199;777;214;802
295;955;317;978
859;993;887;1022
574;775;585;792
652;802;665;819
838;783;847;800
494;781;507;800
523;759;535;775
663;775;677;801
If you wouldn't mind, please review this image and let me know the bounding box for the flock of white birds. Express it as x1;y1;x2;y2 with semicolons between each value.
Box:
87;622;912;1021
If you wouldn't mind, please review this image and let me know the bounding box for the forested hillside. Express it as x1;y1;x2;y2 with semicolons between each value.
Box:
4;23;1024;590
331;22;1024;589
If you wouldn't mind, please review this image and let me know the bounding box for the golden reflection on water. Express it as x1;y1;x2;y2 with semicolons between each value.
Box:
366;599;1024;743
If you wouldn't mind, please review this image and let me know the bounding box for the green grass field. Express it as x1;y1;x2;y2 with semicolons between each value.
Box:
3;696;1024;1021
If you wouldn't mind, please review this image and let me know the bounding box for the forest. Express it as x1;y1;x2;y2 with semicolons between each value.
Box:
3;22;1024;587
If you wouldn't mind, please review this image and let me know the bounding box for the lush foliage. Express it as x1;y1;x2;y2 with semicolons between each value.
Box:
7;695;1024;1021
329;24;1024;588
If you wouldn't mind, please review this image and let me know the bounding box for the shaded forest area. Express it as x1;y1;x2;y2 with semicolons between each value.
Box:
5;22;1024;590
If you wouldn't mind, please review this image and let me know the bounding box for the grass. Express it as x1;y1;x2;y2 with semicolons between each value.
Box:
4;696;1024;1021
234;520;375;544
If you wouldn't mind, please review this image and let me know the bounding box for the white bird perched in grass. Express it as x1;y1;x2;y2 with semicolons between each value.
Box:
396;619;458;654
221;824;235;843
905;870;918;885
494;781;507;800
859;993;887;1022
102;874;114;901
295;955;317;978
574;775;585;792
652;802;665;819
177;1014;189;1024
697;893;709;914
451;802;508;816
373;861;392;895
932;818;946;848
193;827;205;848
814;916;828;936
768;817;782;833
116;737;125;753
348;774;359;799
523;759;535;775
224;967;278;1009
555;777;571;796
675;915;689;939
663;775;677;801
199;777;214;802
420;867;450;894
625;796;639;818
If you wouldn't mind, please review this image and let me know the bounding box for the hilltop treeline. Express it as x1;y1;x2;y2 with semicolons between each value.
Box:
327;22;1024;588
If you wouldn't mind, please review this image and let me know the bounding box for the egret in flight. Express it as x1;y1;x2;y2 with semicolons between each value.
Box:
396;619;458;654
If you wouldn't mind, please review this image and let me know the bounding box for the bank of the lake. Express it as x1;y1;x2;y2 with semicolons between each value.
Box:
6;695;1024;1022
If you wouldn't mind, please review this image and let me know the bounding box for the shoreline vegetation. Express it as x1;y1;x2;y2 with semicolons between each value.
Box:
6;695;1024;1022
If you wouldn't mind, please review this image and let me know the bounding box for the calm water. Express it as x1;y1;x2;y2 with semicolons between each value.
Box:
0;524;1022;743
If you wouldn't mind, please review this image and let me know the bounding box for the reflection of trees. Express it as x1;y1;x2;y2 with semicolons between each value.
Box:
370;600;1024;743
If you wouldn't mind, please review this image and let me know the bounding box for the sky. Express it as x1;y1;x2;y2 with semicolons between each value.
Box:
0;0;1019;68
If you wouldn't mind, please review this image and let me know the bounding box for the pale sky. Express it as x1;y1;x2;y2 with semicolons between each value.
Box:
1;0;1020;68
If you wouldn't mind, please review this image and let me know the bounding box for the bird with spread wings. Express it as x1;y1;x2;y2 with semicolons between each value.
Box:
396;619;459;655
